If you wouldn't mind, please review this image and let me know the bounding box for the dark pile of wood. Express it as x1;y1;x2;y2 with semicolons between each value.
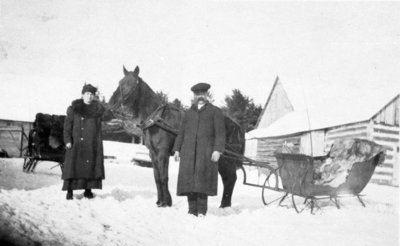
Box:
33;113;66;150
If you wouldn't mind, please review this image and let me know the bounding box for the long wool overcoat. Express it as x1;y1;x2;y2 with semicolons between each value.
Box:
173;102;225;196
62;99;105;181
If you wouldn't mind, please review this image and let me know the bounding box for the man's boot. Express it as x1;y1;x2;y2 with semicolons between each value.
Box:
197;193;208;216
187;193;198;216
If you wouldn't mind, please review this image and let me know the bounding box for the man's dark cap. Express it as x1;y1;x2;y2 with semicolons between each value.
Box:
81;83;97;94
191;83;210;93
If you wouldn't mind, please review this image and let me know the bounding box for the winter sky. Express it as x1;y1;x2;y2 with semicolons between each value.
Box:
0;0;399;121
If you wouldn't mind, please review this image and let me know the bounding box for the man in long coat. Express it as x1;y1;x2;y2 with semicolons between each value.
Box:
62;84;106;200
173;82;225;216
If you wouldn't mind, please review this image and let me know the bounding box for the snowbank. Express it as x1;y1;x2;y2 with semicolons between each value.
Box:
0;157;398;246
103;141;151;163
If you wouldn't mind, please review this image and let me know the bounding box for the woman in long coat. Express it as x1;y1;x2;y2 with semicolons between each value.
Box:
173;82;225;216
62;84;106;200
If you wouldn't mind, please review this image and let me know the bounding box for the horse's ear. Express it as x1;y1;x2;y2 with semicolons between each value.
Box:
134;66;140;75
123;66;129;76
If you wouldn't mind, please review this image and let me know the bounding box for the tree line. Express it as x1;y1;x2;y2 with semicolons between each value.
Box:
155;89;262;132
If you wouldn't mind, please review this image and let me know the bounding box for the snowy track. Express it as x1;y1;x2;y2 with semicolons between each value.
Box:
0;158;398;246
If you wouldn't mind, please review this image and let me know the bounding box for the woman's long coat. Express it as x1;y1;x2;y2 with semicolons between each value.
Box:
173;103;225;196
62;99;105;180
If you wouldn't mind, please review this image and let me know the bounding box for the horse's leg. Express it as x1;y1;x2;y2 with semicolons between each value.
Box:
218;161;237;208
157;150;172;207
150;151;163;206
31;160;39;172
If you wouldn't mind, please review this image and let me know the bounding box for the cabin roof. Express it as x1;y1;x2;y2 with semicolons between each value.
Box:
248;77;399;139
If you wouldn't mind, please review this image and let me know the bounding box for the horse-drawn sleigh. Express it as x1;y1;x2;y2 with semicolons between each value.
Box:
225;138;385;213
23;113;66;172
23;112;133;173
108;65;386;213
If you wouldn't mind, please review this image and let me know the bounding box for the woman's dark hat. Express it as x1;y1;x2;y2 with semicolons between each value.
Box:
81;84;97;94
191;83;210;93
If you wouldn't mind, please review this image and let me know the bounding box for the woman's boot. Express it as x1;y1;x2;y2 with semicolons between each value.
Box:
84;189;94;199
66;190;73;200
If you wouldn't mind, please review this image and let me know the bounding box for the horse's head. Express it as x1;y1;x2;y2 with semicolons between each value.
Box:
109;65;142;119
108;65;161;134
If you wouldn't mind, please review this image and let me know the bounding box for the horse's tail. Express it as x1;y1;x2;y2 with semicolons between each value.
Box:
222;115;246;167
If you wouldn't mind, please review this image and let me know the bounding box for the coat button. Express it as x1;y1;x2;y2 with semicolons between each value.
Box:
80;138;84;141
81;117;84;120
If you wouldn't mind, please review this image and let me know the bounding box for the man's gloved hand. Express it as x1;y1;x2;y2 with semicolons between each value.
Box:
211;151;221;162
174;151;180;162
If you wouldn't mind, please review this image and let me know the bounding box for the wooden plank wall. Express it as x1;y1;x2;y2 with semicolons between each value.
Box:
244;138;258;160
0;128;23;157
300;131;326;156
0;120;32;157
371;96;399;186
371;123;399;186
325;122;369;146
256;135;301;168
257;80;294;129
325;121;399;186
373;95;399;126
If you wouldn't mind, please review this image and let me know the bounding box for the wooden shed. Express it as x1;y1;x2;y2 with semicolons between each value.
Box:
0;118;33;157
246;78;399;186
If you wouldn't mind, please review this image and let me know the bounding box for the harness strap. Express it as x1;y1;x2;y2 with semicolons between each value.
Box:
141;104;180;135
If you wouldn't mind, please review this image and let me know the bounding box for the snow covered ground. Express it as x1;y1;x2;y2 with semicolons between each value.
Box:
0;145;399;246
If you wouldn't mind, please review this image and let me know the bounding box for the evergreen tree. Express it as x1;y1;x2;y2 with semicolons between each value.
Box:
171;98;187;110
223;89;262;132
156;91;169;105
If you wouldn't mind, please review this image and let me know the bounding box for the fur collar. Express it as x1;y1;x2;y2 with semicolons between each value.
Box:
71;99;105;118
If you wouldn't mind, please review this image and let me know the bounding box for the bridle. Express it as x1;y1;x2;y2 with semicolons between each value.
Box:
112;81;180;136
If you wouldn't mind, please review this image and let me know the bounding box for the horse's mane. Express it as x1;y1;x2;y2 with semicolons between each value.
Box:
137;77;160;109
108;86;121;108
129;77;159;121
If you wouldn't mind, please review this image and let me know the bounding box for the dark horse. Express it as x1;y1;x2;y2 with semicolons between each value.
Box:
108;66;245;208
